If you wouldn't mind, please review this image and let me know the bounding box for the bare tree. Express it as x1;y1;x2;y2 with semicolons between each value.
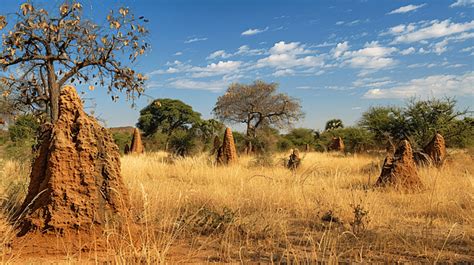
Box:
213;80;303;138
0;1;149;123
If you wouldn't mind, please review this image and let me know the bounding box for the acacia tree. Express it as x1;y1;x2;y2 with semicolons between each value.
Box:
0;1;149;123
137;98;202;150
324;119;344;131
213;80;303;138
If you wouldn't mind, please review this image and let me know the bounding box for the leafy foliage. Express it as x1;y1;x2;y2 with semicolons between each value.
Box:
137;99;202;137
283;128;317;148
8;114;39;142
213;80;303;138
325;119;344;131
0;1;149;121
359;98;470;148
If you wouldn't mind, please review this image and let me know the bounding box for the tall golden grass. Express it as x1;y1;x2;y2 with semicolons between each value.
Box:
1;151;473;263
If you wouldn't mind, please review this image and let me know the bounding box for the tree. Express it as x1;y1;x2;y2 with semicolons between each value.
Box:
403;97;468;147
284;128;317;148
325;119;344;131
359;98;469;148
0;1;149;123
137;98;202;150
8;114;39;142
358;106;407;143
213;80;303;138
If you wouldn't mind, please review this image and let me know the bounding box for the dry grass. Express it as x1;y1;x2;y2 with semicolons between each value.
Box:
1;151;473;263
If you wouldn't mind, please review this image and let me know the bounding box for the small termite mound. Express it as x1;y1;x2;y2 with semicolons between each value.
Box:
216;127;238;165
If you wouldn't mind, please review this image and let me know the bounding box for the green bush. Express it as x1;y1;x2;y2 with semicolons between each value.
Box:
112;131;133;154
318;127;375;153
169;129;200;157
8;114;39;142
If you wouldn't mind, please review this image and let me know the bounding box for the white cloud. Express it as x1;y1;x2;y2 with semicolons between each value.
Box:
191;61;242;78
387;4;426;15
273;69;295;77
207;50;232;60
353;77;393;87
433;39;449;54
342;41;398;69
174;52;183;56
148;60;242;78
313;41;337;48
256;41;324;70
206;45;266;60
336;21;345;25
347;19;361;26
332;41;350;58
241;27;269;36
400;47;416;55
364;72;474;98
169;79;227;92
393;19;474;43
269;41;312;55
461;46;474;52
235;45;266;56
450;0;474;7
184;37;208;43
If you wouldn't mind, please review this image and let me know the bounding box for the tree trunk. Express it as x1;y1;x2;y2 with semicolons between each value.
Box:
49;82;60;123
46;62;60;123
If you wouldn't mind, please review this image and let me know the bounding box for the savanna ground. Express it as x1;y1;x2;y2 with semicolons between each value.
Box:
0;148;473;263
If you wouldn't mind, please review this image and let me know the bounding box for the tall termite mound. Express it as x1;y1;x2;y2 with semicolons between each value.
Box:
216;127;237;165
130;128;144;154
287;148;301;170
16;86;129;236
329;137;345;152
423;133;446;167
375;140;423;190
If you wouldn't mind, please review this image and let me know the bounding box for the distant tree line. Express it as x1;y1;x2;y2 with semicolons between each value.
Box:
2;80;473;158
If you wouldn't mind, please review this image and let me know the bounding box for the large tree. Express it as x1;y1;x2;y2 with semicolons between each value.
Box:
324;118;344;131
213;80;303;138
358;98;469;148
0;1;149;123
137;98;202;149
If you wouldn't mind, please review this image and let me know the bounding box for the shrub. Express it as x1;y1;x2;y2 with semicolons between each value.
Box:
169;129;200;157
112;131;133;154
8;114;39;142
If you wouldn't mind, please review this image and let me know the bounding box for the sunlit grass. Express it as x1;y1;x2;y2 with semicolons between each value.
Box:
1;150;473;262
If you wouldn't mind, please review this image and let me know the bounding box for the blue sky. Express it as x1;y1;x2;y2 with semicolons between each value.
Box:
3;0;474;130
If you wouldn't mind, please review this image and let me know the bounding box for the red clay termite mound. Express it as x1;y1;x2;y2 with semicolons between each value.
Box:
329;137;345;152
130;128;144;154
124;143;130;154
423;133;446;167
375;140;423;190
216;127;237;165
16;86;129;236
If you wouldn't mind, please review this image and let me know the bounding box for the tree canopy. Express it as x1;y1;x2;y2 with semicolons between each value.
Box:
213;80;303;138
0;1;149;122
325;119;344;131
137;98;202;137
358;98;470;148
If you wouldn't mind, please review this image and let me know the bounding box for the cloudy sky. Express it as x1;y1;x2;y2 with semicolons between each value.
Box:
3;0;474;130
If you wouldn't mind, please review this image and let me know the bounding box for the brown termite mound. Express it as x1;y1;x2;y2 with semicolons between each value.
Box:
16;86;129;237
423;133;446;167
287;148;301;170
216;127;238;165
329;137;345;152
375;140;423;190
130;127;144;154
124;143;130;154
386;138;396;156
211;135;221;155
